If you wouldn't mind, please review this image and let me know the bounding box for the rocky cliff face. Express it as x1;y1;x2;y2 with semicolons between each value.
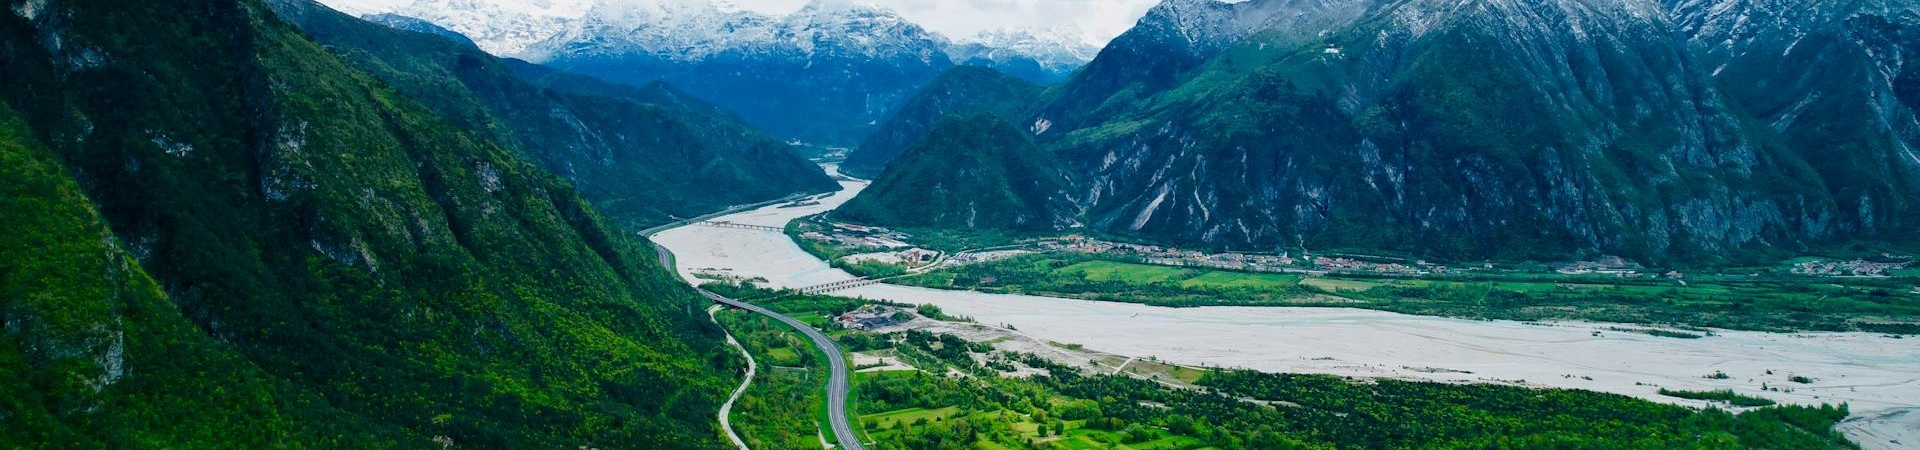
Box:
862;0;1920;263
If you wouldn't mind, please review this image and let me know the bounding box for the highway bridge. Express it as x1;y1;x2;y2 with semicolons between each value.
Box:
691;221;784;232
796;278;880;294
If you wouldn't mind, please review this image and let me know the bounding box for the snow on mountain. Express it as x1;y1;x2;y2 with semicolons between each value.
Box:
321;0;1101;70
384;0;597;58
949;27;1099;70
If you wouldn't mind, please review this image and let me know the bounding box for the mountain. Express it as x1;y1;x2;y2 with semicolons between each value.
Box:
842;66;1045;179
945;27;1099;85
839;114;1074;231
0;0;737;446
361;12;478;47
849;0;1920;264
270;0;836;230
363;0;949;146
330;0;1100;147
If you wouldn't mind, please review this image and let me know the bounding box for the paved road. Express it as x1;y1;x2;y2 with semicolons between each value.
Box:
708;306;755;450
645;206;865;450
694;288;864;450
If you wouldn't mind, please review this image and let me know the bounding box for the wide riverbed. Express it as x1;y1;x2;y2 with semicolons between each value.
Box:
653;172;1920;449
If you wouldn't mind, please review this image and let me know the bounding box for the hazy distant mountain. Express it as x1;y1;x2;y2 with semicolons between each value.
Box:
323;0;1099;146
275;0;837;230
945;27;1099;85
848;0;1920;264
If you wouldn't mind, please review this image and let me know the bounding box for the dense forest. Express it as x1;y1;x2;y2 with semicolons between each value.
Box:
838;115;1074;232
267;0;836;230
0;0;741;446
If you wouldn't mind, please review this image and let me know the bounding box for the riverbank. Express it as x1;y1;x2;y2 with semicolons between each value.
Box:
650;169;1920;450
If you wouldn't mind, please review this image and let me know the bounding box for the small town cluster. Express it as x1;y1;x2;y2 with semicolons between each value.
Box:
1789;257;1913;277
1036;236;1439;276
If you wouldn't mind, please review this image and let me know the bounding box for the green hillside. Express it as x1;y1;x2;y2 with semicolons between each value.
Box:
838;114;1073;231
0;0;736;446
847;0;1920;264
268;0;836;230
842;66;1043;179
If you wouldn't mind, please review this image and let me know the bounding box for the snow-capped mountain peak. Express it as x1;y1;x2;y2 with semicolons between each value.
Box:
956;26;1101;66
324;0;1109;70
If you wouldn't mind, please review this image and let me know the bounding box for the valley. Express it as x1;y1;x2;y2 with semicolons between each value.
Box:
7;0;1918;448
655;167;1920;449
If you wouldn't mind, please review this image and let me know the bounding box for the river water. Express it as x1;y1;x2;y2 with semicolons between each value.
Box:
653;170;1920;449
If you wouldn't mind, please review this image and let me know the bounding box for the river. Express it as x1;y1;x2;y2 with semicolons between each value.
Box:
652;169;1920;449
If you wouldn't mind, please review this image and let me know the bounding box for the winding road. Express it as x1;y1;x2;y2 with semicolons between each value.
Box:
693;288;863;450
644;196;865;450
708;305;755;450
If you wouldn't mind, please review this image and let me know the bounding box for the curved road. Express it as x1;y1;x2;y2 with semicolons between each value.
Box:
644;203;864;450
708;305;755;450
693;288;863;450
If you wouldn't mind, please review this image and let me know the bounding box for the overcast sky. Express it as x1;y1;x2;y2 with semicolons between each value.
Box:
323;0;1164;46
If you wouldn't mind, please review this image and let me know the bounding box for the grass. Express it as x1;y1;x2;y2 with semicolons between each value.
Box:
765;347;802;366
1062;260;1196;284
903;254;1920;332
861;406;962;430
1050;429;1212;450
1180;271;1302;289
1301;277;1390;292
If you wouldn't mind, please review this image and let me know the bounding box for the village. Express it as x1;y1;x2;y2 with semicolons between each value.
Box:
1789;257;1914;277
1034;235;1440;277
797;218;1920;283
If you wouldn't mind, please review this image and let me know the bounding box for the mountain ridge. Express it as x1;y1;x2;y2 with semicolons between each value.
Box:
0;0;741;445
325;0;1099;145
271;0;837;230
842;66;1045;179
850;0;1920;264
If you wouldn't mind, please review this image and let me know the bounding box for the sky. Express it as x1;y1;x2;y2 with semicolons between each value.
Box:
321;0;1164;46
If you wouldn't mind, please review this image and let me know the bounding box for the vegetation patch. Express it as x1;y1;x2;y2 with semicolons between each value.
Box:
900;254;1920;332
1659;389;1778;407
715;286;1862;450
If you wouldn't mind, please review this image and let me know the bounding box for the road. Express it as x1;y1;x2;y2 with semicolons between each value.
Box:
694;288;863;450
644;203;865;450
709;305;755;450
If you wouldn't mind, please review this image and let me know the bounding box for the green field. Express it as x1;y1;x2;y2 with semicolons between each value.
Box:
862;406;963;430
899;254;1920;332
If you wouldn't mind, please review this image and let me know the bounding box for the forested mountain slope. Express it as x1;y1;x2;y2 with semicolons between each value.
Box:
850;0;1920;264
269;0;835;230
840;115;1074;231
842;66;1043;179
0;0;737;446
